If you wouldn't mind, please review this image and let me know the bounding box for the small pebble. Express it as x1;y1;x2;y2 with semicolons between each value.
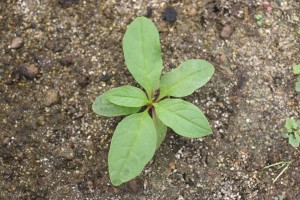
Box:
221;24;233;39
3;137;11;145
9;37;23;49
188;7;197;17
44;89;59;106
169;162;176;170
19;63;39;79
75;112;84;119
163;7;177;24
157;21;169;32
70;106;77;114
263;1;272;12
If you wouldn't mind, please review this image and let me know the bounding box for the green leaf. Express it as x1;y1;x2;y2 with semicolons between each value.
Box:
296;81;300;92
92;91;140;117
285;118;297;132
281;132;289;138
123;17;163;96
288;133;300;148
152;110;167;149
255;14;263;20
296;120;300;127
159;59;214;98
293;64;300;74
154;99;212;138
255;14;264;26
108;112;157;186
105;86;149;107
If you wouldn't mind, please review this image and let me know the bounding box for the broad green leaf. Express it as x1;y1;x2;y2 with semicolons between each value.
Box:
288;133;300;148
296;81;300;92
108;112;157;186
92;91;140;117
159;59;214;98
293;64;300;74
154;99;212;138
123;17;163;96
105;86;149;107
153;110;167;149
285;118;297;132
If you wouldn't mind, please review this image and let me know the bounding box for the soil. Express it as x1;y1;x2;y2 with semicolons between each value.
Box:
0;0;300;199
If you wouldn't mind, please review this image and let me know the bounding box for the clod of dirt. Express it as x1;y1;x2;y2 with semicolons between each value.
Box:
163;7;177;24
9;37;24;49
146;6;153;18
45;39;67;53
157;21;169;32
44;89;60;106
58;56;74;66
78;75;89;87
100;73;110;82
221;24;233;39
3;170;13;179
129;180;138;193
59;0;80;8
19;63;39;79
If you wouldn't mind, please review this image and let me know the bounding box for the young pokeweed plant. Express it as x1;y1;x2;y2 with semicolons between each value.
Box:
92;17;214;186
293;64;300;92
282;118;300;148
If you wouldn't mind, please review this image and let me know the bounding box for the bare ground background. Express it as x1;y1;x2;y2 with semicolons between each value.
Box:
0;0;300;199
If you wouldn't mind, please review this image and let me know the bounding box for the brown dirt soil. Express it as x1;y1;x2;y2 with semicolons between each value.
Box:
0;0;300;199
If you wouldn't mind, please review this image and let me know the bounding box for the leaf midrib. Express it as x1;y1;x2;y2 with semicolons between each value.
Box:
108;94;147;101
157;102;210;133
140;21;150;92
115;113;146;182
